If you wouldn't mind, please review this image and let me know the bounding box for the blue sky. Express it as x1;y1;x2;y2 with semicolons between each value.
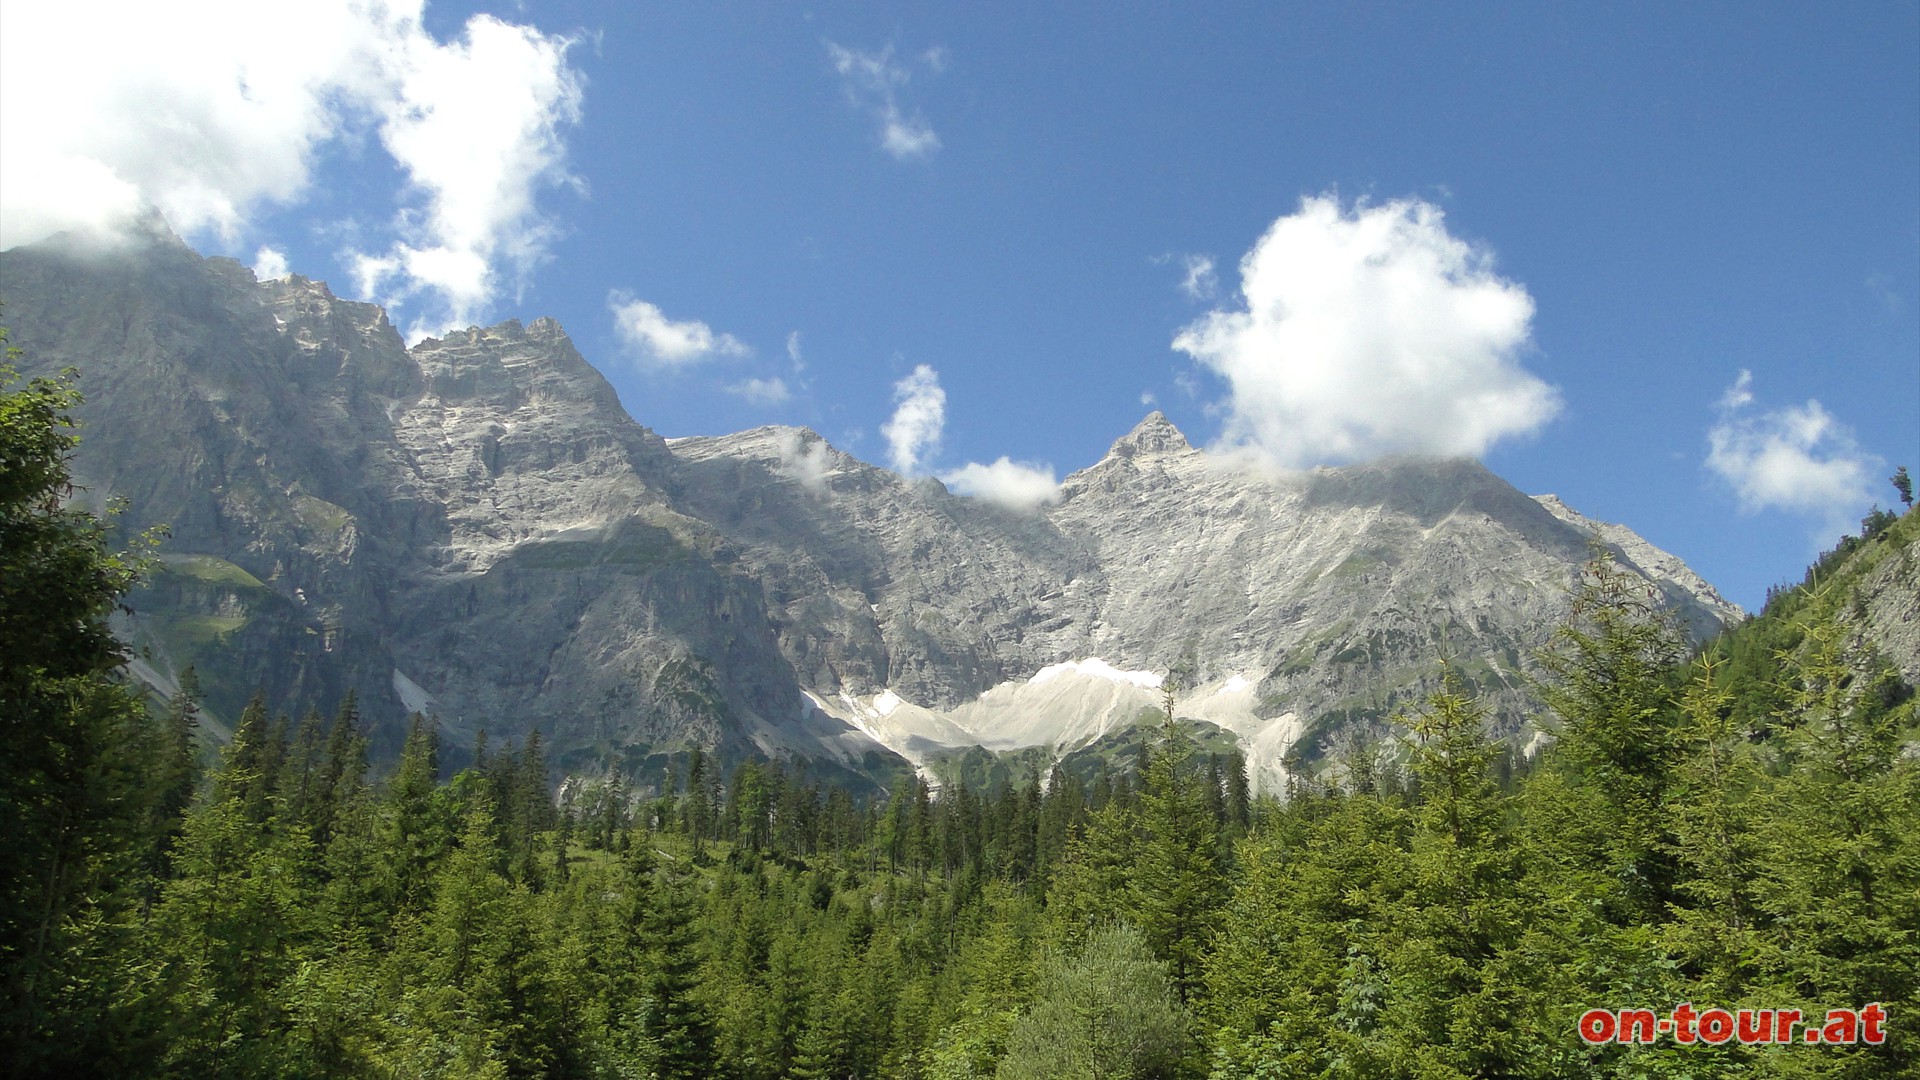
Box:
3;1;1915;611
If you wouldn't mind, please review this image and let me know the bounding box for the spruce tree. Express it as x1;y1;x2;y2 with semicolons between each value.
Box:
635;854;716;1079
152;666;204;855
1536;548;1686;922
1663;656;1762;996
1130;687;1228;1001
1749;607;1920;1071
380;713;445;923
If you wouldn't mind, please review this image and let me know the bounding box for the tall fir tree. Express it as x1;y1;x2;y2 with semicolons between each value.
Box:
1130;687;1228;1001
1536;548;1687;923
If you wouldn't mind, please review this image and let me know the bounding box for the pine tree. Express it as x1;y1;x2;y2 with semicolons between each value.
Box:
1223;747;1251;831
383;799;516;1077
219;695;280;826
1663;656;1762;995
152;788;319;1076
1747;606;1920;1071
0;346;179;1072
635;853;716;1079
284;707;326;828
152;666;204;855
1378;665;1531;1075
1130;688;1228;1001
1536;548;1686;922
380;713;445;923
681;747;713;848
309;690;366;851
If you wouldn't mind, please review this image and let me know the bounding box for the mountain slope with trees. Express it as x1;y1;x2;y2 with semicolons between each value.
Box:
4;333;1915;1075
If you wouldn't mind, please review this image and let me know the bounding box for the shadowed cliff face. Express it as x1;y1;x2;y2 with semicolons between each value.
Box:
1;229;1743;787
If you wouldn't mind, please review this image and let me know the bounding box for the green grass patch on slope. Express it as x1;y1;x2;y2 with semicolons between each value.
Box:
157;553;268;590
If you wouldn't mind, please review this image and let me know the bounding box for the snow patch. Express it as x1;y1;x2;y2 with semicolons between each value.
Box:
794;664;1302;796
1028;657;1164;689
808;689;976;785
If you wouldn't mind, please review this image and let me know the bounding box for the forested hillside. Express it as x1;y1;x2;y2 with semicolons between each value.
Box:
4;349;1917;1079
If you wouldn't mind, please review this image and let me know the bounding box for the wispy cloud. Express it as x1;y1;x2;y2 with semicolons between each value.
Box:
727;377;791;406
1173;193;1558;468
826;42;942;161
609;293;750;368
941;457;1061;511
1865;274;1904;314
253;246;291;281
882;364;946;475
1155;252;1218;300
876;362;1054;506
776;430;836;494
1706;370;1880;538
351;14;584;340
0;2;585;341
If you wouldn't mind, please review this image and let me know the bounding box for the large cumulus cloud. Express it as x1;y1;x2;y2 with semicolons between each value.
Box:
1;0;583;340
1174;194;1560;467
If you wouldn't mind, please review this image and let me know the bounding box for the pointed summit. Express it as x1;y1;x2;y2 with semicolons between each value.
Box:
1107;411;1192;458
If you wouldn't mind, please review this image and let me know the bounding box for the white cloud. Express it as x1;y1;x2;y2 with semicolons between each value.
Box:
0;1;583;340
1172;194;1559;468
1718;369;1755;411
827;42;941;161
874;363;1057;507
728;377;791;406
1178;254;1218;300
941;457;1061;511
609;293;750;367
882;364;946;475
776;430;836;494
2;2;379;249
355;13;584;339
786;331;806;372
1706;370;1880;534
253;246;291;280
881;113;941;159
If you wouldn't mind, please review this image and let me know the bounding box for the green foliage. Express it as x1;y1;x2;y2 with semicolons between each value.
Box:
1133;692;1230;1002
1536;548;1688;923
996;922;1189;1080
0;341;175;1074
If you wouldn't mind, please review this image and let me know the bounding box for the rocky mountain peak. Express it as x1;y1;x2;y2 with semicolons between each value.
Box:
1107;411;1192;458
0;233;1760;798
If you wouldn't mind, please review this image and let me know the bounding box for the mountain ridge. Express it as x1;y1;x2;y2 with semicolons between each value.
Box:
1;227;1742;789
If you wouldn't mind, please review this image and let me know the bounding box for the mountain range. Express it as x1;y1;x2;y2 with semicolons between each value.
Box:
0;224;1744;791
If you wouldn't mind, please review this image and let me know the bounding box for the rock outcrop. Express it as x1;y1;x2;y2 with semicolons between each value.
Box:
1;228;1746;789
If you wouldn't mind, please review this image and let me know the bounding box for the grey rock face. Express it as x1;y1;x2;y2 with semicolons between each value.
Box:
0;230;1744;786
1850;529;1920;687
667;426;1100;710
1;231;823;780
681;412;1744;774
